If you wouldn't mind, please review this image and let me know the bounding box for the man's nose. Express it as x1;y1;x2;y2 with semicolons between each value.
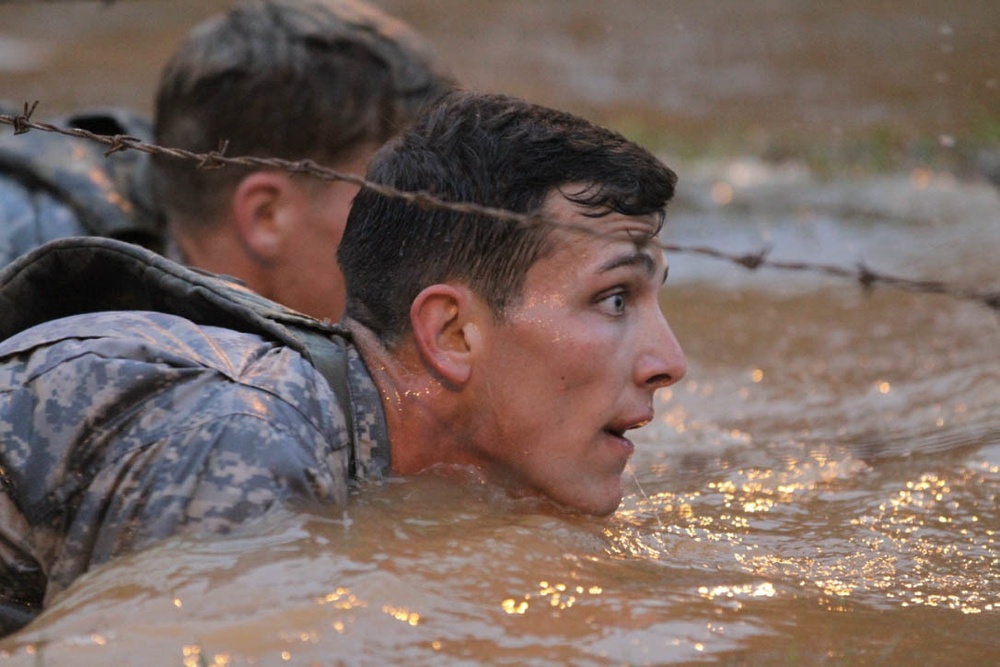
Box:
636;309;686;390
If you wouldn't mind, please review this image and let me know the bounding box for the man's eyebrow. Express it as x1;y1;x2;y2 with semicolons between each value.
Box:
598;251;669;284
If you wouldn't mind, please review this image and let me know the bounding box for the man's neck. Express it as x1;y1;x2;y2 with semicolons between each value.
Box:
171;223;263;290
345;318;481;477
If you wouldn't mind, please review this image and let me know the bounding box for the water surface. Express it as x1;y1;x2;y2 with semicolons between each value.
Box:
0;1;998;664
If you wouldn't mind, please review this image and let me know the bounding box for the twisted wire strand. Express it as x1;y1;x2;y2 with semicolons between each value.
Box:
2;103;998;313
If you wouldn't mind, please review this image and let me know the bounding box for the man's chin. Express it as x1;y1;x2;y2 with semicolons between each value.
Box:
497;483;622;517
582;495;624;517
484;470;626;517
556;483;624;517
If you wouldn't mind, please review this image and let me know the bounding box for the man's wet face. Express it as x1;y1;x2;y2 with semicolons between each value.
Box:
467;189;687;515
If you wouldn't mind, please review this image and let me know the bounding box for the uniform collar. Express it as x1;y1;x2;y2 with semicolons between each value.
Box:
344;341;391;481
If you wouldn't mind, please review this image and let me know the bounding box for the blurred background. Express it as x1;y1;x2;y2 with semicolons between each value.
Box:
1;0;999;176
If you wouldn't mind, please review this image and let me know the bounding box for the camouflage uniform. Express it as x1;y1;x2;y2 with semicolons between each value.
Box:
0;105;164;267
0;245;390;635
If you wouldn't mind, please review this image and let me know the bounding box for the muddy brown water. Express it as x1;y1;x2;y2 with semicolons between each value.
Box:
0;1;998;665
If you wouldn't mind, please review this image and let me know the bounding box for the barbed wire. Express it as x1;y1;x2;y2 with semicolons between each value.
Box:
1;102;998;314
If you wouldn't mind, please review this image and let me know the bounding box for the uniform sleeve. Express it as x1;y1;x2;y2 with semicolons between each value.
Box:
45;380;351;601
0;312;353;603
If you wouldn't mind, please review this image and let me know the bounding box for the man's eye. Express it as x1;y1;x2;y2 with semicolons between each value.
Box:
597;292;627;316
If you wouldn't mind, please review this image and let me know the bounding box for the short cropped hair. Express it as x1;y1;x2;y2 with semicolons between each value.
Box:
152;0;454;227
338;91;678;345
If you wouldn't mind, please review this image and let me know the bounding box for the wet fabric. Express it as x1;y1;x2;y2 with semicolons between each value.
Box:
0;310;389;633
0;106;164;266
0;236;346;372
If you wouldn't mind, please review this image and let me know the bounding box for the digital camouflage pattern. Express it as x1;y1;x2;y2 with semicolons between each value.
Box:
0;309;389;635
0;106;164;266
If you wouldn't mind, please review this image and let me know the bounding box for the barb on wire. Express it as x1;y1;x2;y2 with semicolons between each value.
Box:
1;105;998;314
12;101;38;136
660;243;999;309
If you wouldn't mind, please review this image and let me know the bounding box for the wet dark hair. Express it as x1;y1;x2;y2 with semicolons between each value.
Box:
338;91;678;345
152;0;454;227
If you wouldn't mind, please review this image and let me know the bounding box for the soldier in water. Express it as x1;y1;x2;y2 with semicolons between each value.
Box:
0;91;687;635
0;0;454;322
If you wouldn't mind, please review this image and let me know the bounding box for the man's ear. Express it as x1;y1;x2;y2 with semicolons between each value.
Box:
410;284;480;386
231;171;298;263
